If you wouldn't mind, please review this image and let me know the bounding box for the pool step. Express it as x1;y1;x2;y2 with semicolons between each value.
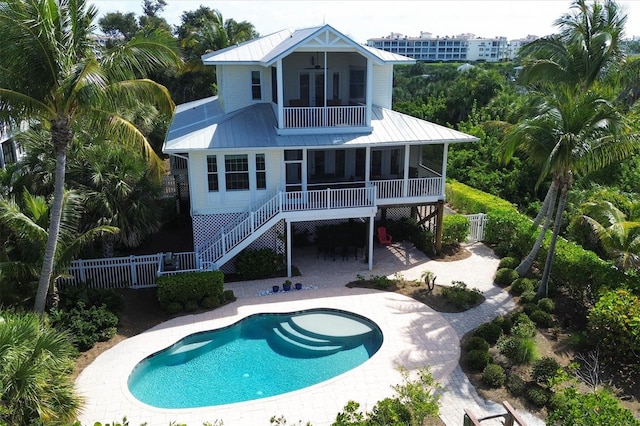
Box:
271;327;342;356
276;321;335;346
288;312;376;344
164;340;214;365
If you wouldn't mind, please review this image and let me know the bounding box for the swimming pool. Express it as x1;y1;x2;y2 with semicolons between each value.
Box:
127;308;383;408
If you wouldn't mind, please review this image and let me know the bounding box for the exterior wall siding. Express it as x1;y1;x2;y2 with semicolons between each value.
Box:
371;65;393;109
219;65;272;113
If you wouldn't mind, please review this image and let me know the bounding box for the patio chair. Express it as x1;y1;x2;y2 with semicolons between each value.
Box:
377;227;393;246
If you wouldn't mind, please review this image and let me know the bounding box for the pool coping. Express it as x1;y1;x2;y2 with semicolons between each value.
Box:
75;286;460;425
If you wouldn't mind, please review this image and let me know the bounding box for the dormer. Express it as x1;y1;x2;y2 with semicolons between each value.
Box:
201;25;414;136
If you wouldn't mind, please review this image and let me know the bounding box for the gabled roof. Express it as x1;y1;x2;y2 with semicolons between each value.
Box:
201;24;414;66
164;98;477;153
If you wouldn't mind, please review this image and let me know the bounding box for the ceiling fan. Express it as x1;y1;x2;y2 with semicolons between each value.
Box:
305;52;329;70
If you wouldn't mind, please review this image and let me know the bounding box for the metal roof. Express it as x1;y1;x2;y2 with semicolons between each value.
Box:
164;99;478;153
201;24;414;66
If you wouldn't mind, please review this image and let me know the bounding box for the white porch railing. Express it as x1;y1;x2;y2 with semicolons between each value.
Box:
196;186;376;269
284;106;366;128
372;177;443;199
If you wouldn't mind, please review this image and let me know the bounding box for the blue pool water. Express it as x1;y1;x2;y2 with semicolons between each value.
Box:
128;308;383;408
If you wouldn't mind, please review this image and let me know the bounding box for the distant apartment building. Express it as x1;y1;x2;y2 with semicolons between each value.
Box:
507;35;539;60
367;31;534;62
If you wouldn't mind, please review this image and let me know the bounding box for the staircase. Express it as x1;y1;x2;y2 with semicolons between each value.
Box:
195;186;377;271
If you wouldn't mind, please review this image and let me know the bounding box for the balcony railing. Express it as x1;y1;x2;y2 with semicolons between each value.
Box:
283;106;366;129
372;177;443;199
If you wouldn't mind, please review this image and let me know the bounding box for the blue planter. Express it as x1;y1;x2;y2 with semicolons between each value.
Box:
272;285;280;293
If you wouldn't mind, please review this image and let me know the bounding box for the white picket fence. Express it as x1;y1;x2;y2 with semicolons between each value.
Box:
465;213;488;242
60;251;197;289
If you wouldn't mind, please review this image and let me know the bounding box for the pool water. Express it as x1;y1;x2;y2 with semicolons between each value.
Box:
127;308;383;408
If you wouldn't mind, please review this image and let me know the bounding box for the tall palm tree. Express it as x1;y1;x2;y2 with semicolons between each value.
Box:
0;310;81;425
504;86;637;296
0;0;180;314
574;200;640;271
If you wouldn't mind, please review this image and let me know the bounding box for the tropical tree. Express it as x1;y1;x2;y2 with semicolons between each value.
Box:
0;0;180;314
0;310;81;425
573;200;640;271
505;0;638;294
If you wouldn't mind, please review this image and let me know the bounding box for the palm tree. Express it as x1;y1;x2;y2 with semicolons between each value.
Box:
0;310;81;425
0;0;180;314
505;0;636;287
0;190;117;307
574;200;640;271
504;86;637;296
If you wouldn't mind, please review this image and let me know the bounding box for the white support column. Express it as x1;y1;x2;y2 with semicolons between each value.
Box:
277;58;284;127
366;58;373;126
286;220;292;278
441;143;449;197
365;147;371;184
403;144;410;197
368;215;375;270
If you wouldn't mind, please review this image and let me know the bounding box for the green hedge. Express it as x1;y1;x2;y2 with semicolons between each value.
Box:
157;271;225;313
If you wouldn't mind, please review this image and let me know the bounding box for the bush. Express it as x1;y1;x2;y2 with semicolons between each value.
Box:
465;337;490;352
498;256;519;269
506;373;526;396
547;387;640;425
522;302;539;316
497;335;537;365
223;289;236;302
165;301;182;314
201;295;221;309
234;248;284;280
494;268;519;287
511;278;535;295
474;322;503;344
481;364;506;387
50;302;118;351
531;357;561;387
492;315;513;334
588;289;640;364
442;214;470;245
157;271;224;314
526;385;550;407
441;281;482;310
511;314;537;339
58;283;124;313
520;290;537;303
530;310;554;328
537;297;556;313
465;349;492;372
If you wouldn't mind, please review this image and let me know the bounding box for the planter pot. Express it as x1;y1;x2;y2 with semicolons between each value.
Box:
272;285;280;293
295;283;303;290
283;283;292;291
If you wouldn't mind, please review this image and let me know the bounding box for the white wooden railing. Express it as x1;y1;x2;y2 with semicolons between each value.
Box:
196;186;377;269
284;106;366;128
372;177;443;199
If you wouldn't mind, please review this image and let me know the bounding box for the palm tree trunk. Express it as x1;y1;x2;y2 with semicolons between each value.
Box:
537;182;569;298
516;179;559;276
34;122;71;315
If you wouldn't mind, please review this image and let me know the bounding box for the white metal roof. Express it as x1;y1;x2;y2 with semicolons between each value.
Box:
201;24;414;66
164;99;477;153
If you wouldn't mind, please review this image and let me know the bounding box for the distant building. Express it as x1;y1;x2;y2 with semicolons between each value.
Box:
507;35;539;60
367;32;535;62
0;126;24;169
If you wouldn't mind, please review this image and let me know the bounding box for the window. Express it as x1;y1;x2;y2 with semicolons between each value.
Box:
206;155;219;191
349;69;365;101
332;72;340;100
225;154;249;190
251;71;261;100
271;67;278;104
256;153;266;190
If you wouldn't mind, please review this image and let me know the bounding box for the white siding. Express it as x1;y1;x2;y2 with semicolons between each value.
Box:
219;65;272;113
371;65;393;109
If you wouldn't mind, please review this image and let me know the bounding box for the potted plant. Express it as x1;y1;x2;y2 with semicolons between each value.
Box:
295;282;303;290
272;285;280;293
283;280;292;291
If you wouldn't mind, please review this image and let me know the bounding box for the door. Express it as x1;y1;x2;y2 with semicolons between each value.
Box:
299;71;325;107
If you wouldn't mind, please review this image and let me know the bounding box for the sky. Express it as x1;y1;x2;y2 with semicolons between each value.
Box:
90;0;640;42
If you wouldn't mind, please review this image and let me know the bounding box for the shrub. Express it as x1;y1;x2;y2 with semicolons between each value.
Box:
474;322;503;344
442;214;470;245
57;283;124;313
530;310;554;328
157;271;224;314
441;281;482;310
547;387;640;426
497;335;537;365
369;397;411;425
201;296;221;309
526;385;550;408
481;364;506;387
223;289;236;302
494;268;519;287
522;302;539;316
520;290;537;303
532;357;561;387
465;349;492;372
537;297;556;313
506;373;526;396
465;337;490;352
498;256;519;269
234;248;284;280
50;302;118;351
511;278;535;295
165;302;182;314
511;314;537;339
588;289;640;364
492;315;513;334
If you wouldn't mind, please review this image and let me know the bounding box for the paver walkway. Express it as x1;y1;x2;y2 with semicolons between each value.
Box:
76;241;545;426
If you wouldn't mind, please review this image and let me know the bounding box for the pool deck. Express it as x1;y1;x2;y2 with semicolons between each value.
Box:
75;242;545;426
